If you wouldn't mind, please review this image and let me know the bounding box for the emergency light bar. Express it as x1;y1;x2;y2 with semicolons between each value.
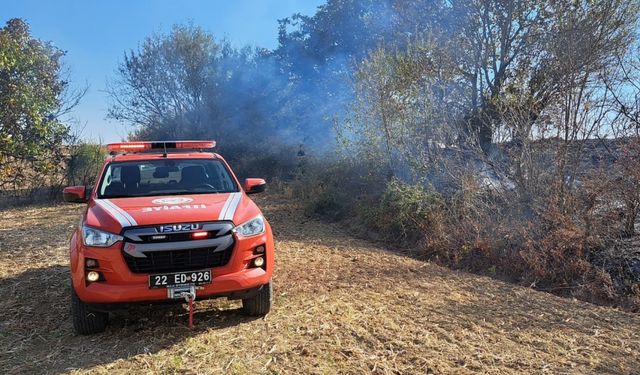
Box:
107;140;216;153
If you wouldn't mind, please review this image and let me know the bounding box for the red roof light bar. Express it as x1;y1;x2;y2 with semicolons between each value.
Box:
107;140;216;153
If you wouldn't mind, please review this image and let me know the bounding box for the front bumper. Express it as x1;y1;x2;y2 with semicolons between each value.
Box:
70;223;274;304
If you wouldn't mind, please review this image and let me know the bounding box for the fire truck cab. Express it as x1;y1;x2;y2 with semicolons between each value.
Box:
63;141;274;334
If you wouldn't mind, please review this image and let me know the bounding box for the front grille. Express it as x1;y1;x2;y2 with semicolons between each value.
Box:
123;246;233;273
139;232;212;242
121;221;235;274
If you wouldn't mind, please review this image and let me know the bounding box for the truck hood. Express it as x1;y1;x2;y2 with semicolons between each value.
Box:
85;192;254;233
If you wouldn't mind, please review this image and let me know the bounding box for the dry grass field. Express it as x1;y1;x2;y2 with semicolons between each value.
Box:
1;194;639;374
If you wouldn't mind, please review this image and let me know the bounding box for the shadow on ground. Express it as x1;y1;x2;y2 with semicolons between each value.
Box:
0;265;258;374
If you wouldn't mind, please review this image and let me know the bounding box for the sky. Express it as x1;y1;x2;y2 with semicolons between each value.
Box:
1;0;325;143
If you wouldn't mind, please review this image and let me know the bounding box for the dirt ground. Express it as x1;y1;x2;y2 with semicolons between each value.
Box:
1;194;639;374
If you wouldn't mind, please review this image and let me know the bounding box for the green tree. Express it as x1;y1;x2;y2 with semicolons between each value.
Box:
0;18;80;191
107;24;219;140
107;24;297;159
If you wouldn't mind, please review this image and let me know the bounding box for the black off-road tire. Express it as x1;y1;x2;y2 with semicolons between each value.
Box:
71;286;108;334
242;282;272;316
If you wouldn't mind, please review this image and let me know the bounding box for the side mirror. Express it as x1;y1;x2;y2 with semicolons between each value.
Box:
63;186;89;203
244;178;266;194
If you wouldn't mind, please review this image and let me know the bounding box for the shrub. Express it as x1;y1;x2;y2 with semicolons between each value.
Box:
299;161;376;221
360;179;445;244
221;143;300;182
66;143;107;186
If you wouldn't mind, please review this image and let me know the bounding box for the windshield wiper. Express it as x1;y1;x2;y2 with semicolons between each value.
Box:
153;190;220;195
99;190;228;199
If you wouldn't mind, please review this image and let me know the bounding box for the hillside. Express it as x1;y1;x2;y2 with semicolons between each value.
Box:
1;194;639;374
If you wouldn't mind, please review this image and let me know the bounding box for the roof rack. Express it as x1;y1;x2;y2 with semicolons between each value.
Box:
107;141;216;155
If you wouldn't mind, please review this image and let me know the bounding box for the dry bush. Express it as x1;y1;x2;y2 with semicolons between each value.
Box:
299;155;640;310
608;140;640;237
291;160;386;221
222;144;301;182
0;156;67;207
0;142;107;208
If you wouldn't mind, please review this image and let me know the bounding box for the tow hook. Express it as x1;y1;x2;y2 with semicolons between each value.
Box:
180;290;196;329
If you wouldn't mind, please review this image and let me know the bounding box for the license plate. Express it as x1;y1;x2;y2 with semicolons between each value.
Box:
149;269;212;288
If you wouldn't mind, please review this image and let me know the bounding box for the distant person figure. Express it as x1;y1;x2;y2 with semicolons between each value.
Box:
296;143;307;179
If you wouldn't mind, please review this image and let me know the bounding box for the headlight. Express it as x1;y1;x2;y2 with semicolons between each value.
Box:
233;215;265;237
82;225;123;247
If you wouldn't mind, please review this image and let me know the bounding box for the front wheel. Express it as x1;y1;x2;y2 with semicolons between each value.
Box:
71;286;108;334
242;282;272;316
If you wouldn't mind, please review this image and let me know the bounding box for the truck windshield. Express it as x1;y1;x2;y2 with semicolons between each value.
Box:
97;159;239;198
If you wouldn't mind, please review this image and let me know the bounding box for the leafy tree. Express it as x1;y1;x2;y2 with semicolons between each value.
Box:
107;24;219;139
277;0;397;75
275;0;401;147
0;18;80;191
108;24;299;175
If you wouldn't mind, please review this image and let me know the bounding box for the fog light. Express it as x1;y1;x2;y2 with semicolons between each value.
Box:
253;256;265;268
85;258;98;268
254;245;265;254
87;271;100;282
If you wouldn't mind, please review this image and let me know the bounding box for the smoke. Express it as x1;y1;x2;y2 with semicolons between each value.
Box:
112;1;421;175
159;0;400;157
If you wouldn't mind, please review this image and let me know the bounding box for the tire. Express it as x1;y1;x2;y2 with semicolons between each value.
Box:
242;281;272;316
71;286;108;334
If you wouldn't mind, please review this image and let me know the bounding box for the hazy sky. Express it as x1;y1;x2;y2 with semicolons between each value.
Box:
2;0;325;142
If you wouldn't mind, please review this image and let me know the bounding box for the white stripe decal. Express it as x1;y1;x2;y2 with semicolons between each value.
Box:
95;199;131;228
104;199;138;226
218;194;234;220
101;199;133;226
223;193;242;221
